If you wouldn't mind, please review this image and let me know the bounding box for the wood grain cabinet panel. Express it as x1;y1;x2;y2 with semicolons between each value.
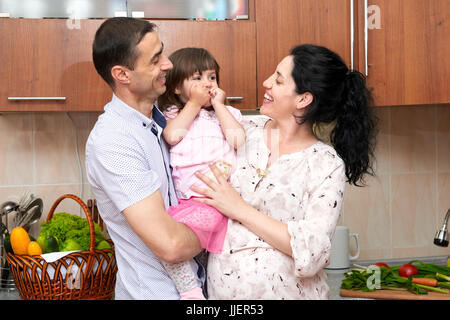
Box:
0;18;257;111
2;0;448;111
359;0;450;106
255;0;352;109
0;19;110;112
155;20;257;110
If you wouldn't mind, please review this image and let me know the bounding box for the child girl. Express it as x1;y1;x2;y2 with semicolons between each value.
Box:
157;47;245;299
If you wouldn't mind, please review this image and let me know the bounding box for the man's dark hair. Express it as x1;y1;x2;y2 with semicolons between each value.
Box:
92;17;157;88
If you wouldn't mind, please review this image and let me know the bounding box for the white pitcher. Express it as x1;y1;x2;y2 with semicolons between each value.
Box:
325;226;360;270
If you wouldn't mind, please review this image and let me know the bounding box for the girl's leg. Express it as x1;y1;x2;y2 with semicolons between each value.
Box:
163;259;205;300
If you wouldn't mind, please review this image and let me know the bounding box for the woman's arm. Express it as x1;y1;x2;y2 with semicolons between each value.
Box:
191;163;293;256
210;88;246;149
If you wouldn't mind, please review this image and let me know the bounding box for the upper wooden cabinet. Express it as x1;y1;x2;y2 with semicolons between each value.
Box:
255;0;352;109
1;0;448;111
155;20;257;110
0;18;256;111
357;0;450;106
256;0;450;107
0;19;110;112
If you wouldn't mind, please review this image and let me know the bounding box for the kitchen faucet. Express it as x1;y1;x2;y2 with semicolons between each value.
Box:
434;208;449;247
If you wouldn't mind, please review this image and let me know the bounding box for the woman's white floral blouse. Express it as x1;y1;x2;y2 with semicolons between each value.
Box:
207;117;346;300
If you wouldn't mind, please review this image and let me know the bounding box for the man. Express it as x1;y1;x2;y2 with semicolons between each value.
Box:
86;17;203;299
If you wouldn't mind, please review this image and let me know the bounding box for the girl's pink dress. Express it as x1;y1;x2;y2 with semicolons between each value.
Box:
168;198;228;253
164;105;242;253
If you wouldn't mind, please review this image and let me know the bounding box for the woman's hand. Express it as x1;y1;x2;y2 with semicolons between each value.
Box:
192;164;294;257
190;163;249;221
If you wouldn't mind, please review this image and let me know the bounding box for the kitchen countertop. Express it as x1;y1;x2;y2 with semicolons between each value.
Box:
326;268;355;300
0;288;19;300
1;255;447;300
0;271;369;300
326;255;449;300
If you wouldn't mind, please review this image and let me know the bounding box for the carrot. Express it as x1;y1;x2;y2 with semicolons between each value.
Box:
411;278;438;287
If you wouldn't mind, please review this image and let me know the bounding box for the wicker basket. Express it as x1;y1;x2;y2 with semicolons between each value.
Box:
6;194;117;300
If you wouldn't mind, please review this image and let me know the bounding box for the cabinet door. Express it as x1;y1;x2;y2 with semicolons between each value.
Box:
0;19;111;112
154;20;257;110
359;0;450;106
0;19;256;111
256;0;352;108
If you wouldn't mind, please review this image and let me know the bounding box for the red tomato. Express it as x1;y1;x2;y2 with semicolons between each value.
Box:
374;262;390;269
398;264;419;278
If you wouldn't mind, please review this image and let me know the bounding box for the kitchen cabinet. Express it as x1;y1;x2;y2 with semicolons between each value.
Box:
155;20;257;110
255;0;353;109
255;0;450;108
356;0;450;106
2;0;447;112
0;18;256;111
0;18;110;112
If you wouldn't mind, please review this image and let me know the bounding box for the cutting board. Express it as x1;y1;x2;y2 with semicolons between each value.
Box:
340;289;450;300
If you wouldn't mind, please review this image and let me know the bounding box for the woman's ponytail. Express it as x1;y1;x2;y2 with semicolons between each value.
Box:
290;44;378;186
331;70;377;186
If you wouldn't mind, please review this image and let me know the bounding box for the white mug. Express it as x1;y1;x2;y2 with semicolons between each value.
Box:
325;226;360;270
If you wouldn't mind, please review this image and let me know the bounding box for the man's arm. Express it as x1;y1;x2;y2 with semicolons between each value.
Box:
122;190;202;263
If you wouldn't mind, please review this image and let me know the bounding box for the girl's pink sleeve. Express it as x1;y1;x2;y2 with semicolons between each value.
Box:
226;105;243;123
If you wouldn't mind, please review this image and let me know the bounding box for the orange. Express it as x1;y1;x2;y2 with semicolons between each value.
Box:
27;241;43;255
10;227;31;255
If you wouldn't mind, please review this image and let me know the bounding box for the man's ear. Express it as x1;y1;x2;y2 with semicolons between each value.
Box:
296;92;313;110
111;65;131;85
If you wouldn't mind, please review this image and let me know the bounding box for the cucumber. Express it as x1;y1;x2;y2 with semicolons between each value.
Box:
44;236;59;253
3;232;13;254
37;234;46;252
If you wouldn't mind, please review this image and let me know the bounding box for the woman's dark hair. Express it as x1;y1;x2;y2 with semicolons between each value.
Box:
92;17;157;88
290;44;378;186
158;47;220;112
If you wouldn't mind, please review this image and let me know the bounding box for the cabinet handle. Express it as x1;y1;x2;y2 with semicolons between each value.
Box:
350;0;355;71
226;97;244;101
364;0;369;76
8;97;66;101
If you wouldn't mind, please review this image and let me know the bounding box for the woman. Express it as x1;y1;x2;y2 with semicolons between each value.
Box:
192;44;377;299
